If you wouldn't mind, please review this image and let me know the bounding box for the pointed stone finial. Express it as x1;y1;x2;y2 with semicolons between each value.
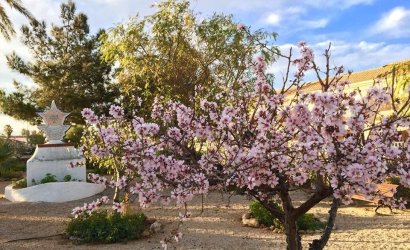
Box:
37;101;70;144
38;100;70;126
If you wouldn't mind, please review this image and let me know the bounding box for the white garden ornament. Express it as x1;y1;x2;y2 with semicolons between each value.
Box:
5;101;105;202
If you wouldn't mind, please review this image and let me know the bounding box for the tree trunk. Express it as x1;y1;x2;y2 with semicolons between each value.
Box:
113;171;120;202
284;212;302;250
278;179;302;250
123;190;130;214
308;198;340;250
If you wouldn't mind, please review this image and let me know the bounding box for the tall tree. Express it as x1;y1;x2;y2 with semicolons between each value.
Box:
0;0;36;40
4;0;118;124
3;124;12;138
0;82;38;122
100;0;277;117
21;128;29;138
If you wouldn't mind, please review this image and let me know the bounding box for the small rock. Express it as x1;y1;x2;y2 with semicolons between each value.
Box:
142;229;151;237
150;221;164;233
242;217;260;228
69;236;82;241
242;212;251;220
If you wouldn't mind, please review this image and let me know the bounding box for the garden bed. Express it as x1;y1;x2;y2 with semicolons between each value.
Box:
0;184;409;249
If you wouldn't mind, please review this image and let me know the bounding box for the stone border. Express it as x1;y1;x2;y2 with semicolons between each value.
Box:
37;143;76;148
4;182;105;203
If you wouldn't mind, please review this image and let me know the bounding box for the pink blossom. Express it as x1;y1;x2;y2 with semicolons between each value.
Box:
81;108;99;124
78;42;410;249
112;202;124;213
236;23;245;31
109;105;124;119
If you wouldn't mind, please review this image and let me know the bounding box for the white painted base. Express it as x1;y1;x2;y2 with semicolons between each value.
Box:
27;145;85;186
4;182;105;203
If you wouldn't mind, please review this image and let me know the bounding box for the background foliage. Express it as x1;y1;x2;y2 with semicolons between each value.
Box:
2;0;118;124
100;0;277;117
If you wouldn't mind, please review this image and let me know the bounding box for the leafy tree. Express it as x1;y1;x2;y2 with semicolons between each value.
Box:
100;0;276;117
0;0;36;40
3;124;12;138
64;124;84;145
4;0;118;124
27;130;45;145
21;128;30;138
0;82;38;123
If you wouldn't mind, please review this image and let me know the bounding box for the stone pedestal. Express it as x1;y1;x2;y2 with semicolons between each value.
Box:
4;101;105;203
27;144;85;186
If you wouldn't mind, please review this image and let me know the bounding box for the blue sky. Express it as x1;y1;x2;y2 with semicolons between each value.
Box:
1;0;410;91
0;0;410;133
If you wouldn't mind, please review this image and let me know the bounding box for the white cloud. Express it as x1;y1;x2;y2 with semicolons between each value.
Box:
269;40;410;84
371;6;410;38
304;0;374;9
261;8;327;31
285;7;305;15
189;0;374;12
264;13;281;26
305;18;328;29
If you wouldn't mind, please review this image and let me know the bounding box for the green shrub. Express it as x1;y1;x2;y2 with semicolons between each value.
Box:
66;210;146;243
387;177;410;208
40;173;57;184
249;201;325;231
0;159;26;180
297;213;325;231
12;178;27;189
249;200;281;227
86;160;109;175
64;175;72;182
1;159;26;171
0;168;21;179
0;139;13;163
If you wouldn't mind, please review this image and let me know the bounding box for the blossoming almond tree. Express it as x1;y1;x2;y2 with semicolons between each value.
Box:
77;42;410;250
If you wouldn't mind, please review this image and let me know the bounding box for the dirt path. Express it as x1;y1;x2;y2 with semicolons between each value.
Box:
0;182;409;250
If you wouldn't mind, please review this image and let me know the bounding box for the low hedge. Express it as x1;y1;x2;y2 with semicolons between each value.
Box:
66;210;146;243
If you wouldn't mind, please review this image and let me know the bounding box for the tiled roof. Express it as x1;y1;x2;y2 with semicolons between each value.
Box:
292;59;410;93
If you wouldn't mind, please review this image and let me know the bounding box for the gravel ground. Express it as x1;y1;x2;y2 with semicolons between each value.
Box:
0;181;409;250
